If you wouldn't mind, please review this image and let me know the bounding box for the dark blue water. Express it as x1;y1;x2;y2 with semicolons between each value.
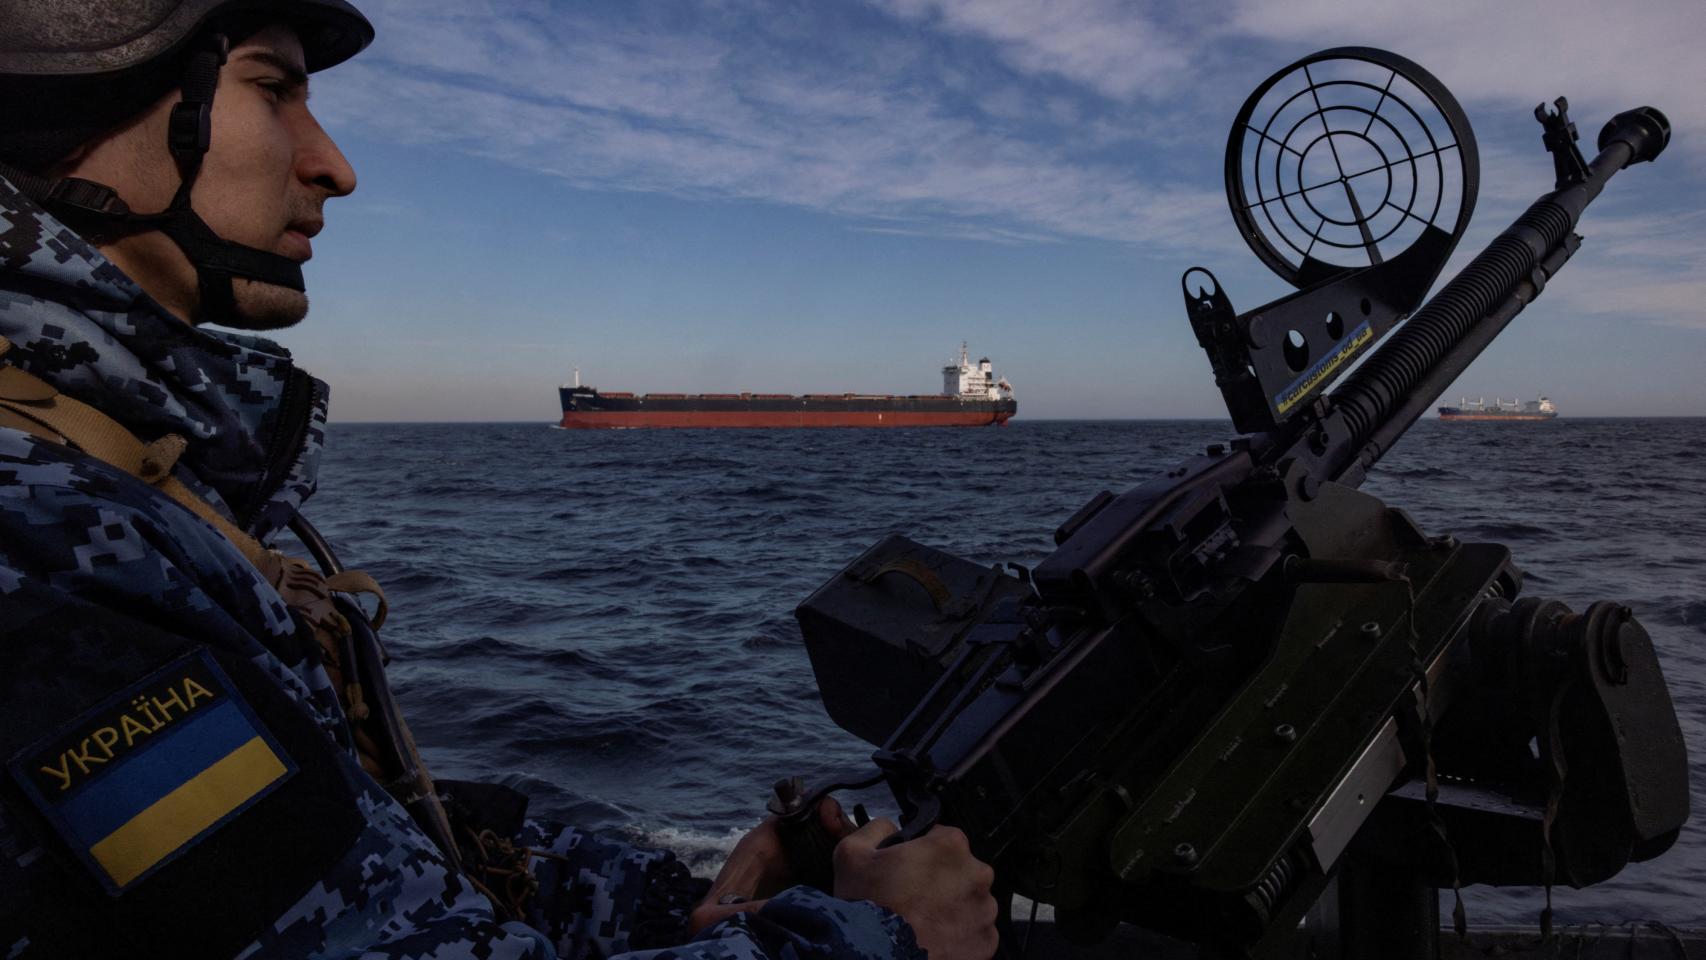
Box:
305;418;1706;928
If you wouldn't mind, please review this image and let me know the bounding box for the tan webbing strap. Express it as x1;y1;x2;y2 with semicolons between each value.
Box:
0;364;57;401
325;570;389;630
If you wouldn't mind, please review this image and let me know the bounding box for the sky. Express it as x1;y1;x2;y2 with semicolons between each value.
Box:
285;0;1706;421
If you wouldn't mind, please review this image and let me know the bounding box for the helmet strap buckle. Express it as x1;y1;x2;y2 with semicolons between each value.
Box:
167;101;213;161
168;33;229;164
45;177;132;218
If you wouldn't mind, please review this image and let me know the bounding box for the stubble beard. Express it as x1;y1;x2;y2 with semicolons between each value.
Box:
212;278;310;331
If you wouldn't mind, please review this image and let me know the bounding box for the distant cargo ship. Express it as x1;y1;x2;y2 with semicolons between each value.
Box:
557;344;1017;429
1437;395;1558;421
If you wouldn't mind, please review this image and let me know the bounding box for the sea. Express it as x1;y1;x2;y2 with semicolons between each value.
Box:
303;417;1706;930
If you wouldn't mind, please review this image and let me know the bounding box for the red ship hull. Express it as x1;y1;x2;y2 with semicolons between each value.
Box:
559;409;1013;429
1437;413;1554;421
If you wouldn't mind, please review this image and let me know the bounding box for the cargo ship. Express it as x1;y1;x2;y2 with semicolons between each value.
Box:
1437;395;1558;421
557;344;1016;429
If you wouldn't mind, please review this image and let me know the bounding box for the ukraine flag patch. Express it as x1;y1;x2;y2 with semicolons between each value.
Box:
8;649;296;893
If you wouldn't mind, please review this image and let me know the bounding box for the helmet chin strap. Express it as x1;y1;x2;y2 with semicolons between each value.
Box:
1;32;306;323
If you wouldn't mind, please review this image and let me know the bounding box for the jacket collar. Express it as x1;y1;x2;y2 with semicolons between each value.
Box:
0;174;328;541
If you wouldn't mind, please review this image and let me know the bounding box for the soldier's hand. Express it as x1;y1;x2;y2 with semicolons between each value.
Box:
832;818;999;960
688;797;857;934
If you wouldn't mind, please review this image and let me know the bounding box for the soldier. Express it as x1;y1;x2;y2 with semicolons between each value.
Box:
0;2;999;957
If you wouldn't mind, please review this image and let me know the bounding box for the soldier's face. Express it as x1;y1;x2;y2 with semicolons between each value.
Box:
68;25;357;329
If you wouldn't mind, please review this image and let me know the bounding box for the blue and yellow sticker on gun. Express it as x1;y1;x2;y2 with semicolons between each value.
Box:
8;650;295;893
1274;320;1374;416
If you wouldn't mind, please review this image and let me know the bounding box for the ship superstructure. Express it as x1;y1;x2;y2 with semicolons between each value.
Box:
942;342;1015;402
558;344;1017;429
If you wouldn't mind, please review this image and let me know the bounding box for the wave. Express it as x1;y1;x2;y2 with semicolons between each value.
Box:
528;560;648;583
436;634;601;669
369;569;461;593
741;630;798;649
1377;466;1465;480
507;726;668;757
1458;521;1557;541
635;825;748;877
1655;600;1706;636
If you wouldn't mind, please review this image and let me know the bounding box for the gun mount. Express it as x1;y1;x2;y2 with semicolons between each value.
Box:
793;48;1686;957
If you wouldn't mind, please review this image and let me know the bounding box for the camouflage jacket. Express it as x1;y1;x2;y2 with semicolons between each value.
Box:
0;177;923;960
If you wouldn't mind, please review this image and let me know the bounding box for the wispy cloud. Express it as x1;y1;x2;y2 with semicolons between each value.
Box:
870;0;1196;100
1229;0;1706;144
316;0;1246;255
1538;209;1706;329
316;0;1703;284
851;222;1063;245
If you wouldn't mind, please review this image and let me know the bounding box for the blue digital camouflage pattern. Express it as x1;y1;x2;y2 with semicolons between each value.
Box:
0;175;924;959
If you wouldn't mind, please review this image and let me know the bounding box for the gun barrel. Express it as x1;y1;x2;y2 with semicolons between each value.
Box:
1325;107;1669;482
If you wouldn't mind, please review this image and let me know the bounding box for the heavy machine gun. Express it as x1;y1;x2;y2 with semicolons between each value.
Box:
789;48;1688;957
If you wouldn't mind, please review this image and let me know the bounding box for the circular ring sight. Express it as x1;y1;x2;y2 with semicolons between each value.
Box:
1226;47;1478;288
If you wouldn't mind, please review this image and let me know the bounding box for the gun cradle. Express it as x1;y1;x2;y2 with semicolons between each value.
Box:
1085;480;1511;941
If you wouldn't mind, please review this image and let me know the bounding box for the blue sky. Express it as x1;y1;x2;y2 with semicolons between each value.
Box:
287;0;1706;421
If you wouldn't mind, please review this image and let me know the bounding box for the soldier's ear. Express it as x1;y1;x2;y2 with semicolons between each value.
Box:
46;142;96;179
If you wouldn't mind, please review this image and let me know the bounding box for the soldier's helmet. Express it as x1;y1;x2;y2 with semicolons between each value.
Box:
0;0;371;77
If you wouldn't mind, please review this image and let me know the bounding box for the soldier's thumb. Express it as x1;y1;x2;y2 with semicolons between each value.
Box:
840;816;898;853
